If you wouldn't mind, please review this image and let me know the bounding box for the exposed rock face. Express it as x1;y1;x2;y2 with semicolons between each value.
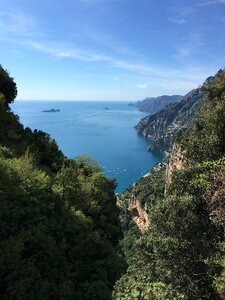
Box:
119;163;166;231
166;144;186;186
127;197;150;231
135;77;214;151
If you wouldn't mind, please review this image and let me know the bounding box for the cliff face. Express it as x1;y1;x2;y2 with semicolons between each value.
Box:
127;197;150;231
122;144;186;229
135;79;214;151
120;163;166;231
166;144;186;186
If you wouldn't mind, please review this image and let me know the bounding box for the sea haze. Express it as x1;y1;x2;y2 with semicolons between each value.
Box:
12;100;165;192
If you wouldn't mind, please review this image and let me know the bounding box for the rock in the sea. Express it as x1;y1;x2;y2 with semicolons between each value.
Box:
42;109;60;113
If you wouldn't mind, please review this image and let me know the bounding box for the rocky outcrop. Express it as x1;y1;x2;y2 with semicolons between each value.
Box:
166;144;186;186
119;163;166;231
42;109;60;113
127;197;150;231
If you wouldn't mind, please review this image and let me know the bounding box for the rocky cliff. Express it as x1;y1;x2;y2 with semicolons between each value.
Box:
119;163;166;231
127;197;150;231
166;144;186;186
122;146;187;231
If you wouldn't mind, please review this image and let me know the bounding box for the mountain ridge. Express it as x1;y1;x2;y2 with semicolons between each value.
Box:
130;94;183;114
135;75;214;151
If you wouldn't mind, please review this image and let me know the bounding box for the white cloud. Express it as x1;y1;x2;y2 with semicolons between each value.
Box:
25;39;212;85
168;17;187;24
26;40;112;62
2;29;212;94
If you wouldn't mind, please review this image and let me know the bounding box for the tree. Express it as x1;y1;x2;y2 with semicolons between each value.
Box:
184;69;225;162
0;65;17;107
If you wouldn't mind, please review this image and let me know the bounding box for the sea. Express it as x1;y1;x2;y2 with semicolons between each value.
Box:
11;100;165;192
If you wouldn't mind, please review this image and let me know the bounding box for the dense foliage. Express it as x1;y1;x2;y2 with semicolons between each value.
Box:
122;163;166;209
0;66;17;107
114;69;225;299
1;65;225;299
0;69;124;299
184;69;225;162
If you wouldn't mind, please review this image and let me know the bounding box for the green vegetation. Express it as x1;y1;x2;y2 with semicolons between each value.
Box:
0;65;17;107
0;65;124;299
1;64;225;299
114;69;225;299
183;69;225;162
122;163;166;209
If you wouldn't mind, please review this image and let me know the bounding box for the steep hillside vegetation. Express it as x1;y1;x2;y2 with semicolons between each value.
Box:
114;69;225;299
135;75;214;151
0;66;124;300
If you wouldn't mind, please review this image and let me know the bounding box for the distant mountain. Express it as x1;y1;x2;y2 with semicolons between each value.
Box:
135;77;214;151
133;95;183;114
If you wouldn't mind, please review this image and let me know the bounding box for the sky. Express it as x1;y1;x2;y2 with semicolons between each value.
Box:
0;0;225;101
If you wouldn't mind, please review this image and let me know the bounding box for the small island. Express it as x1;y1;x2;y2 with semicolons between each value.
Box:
42;109;60;113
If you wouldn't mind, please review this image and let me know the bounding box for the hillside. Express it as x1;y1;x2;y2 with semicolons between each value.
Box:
135;75;214;151
1;64;225;299
0;66;125;300
113;69;225;299
133;94;183;114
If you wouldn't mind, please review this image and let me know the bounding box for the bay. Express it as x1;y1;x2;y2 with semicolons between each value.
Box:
11;100;165;192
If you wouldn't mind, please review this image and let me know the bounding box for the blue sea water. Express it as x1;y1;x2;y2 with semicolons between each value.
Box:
11;101;165;192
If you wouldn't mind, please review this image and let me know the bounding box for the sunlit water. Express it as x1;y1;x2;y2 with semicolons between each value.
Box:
12;101;165;192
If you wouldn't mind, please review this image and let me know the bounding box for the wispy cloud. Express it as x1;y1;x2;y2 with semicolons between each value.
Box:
0;7;216;97
197;0;225;6
0;9;42;38
112;60;155;74
174;31;204;59
17;39;212;87
27;40;112;62
168;17;187;24
175;43;203;58
24;38;211;90
83;27;136;57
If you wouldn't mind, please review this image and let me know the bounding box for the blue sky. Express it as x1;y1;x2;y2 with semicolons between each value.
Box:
0;0;225;101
